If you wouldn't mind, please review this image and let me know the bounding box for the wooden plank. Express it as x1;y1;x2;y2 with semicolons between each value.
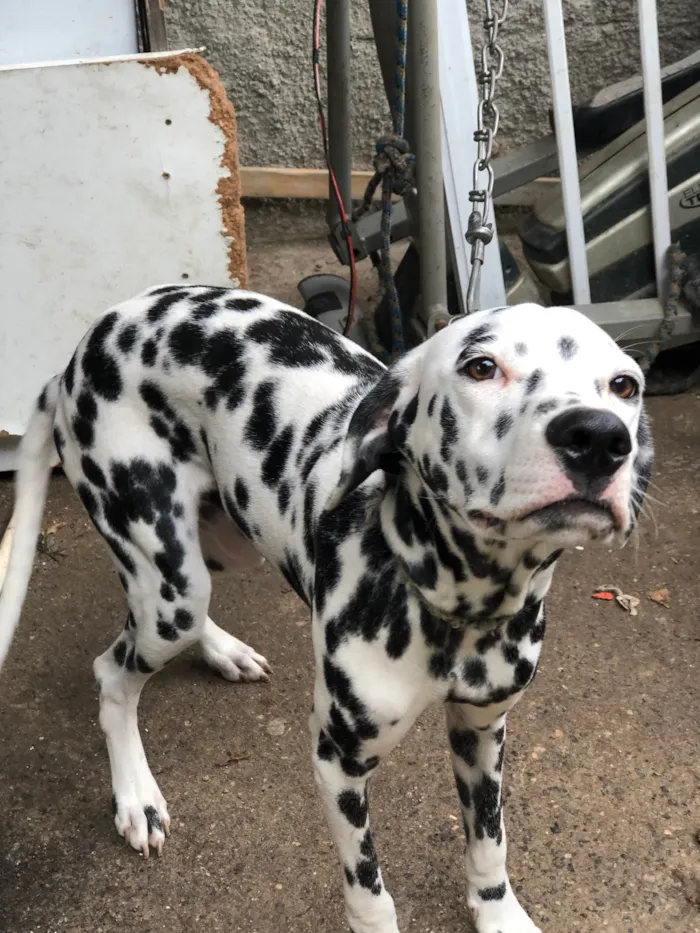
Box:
239;165;556;205
240;167;377;201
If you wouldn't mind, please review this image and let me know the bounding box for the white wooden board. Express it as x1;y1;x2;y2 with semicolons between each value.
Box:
0;53;242;470
0;0;138;67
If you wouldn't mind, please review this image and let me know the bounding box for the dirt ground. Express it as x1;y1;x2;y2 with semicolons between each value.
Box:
1;226;699;933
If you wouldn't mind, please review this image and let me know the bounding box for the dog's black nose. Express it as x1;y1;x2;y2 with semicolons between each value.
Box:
546;407;631;480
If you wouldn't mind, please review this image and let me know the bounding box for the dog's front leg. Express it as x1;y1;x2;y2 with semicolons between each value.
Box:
310;712;400;933
446;704;541;933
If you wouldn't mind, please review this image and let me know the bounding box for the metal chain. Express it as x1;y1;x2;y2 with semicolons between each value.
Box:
465;0;508;313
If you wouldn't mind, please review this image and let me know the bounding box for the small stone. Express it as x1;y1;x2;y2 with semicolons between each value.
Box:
267;718;287;737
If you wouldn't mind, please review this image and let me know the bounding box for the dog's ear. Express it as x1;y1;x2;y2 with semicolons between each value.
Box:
326;371;403;510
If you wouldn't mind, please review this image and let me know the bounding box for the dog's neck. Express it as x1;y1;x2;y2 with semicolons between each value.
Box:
379;467;560;626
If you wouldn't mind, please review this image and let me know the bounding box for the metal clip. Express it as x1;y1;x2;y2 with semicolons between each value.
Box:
465;210;494;313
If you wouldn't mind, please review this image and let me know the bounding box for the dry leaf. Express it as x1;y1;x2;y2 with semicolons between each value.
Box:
648;587;670;608
45;521;65;536
616;592;640;616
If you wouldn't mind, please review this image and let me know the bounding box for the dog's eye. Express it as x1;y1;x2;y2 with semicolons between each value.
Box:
609;375;639;399
465;357;500;381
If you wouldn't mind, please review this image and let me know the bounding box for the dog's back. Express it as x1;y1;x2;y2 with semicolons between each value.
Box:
54;285;385;587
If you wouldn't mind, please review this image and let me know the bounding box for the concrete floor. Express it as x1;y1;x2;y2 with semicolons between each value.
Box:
1;234;699;933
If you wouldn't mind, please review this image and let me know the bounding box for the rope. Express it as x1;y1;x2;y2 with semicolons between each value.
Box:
359;292;393;362
354;0;414;362
639;244;687;373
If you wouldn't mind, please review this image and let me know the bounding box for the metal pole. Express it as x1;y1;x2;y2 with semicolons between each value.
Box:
638;0;671;300
411;0;448;331
326;0;352;227
542;0;591;305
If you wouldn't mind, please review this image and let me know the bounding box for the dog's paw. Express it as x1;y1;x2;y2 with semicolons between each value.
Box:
202;628;271;683
112;787;170;857
346;898;401;933
468;888;541;933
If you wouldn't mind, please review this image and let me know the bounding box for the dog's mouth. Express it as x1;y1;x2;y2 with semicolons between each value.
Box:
469;497;619;535
519;497;616;530
467;510;507;532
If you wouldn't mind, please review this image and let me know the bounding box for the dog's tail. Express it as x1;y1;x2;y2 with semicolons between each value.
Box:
0;376;61;672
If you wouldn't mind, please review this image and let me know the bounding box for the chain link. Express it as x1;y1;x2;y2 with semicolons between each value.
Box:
465;0;508;313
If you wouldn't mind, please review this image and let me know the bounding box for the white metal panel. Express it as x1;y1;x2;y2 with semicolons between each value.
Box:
638;0;671;298
438;0;506;312
542;0;591;305
0;0;138;67
0;56;241;467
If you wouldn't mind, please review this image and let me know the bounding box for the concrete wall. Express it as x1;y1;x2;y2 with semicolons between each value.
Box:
166;0;697;170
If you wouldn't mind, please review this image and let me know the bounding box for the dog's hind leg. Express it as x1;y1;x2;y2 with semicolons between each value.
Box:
94;545;212;857
94;541;212;856
67;452;214;857
445;703;541;933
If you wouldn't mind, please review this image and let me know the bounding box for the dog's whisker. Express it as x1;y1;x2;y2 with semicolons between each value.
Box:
613;322;653;344
618;334;659;350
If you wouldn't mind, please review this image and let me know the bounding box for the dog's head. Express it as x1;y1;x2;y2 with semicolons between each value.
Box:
330;304;652;549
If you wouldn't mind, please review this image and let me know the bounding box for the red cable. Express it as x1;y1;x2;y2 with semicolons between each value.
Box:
312;0;357;337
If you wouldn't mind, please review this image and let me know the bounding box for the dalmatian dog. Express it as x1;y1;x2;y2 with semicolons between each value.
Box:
0;287;652;933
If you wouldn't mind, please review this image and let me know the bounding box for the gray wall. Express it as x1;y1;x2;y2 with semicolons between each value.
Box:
166;0;697;170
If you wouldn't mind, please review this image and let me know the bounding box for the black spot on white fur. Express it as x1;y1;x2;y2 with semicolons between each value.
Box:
494;412;513;440
557;336;578;360
525;369;543;394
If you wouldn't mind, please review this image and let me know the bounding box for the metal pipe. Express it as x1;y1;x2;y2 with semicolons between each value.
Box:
638;0;671;299
367;0;399;110
326;0;352;227
411;0;448;330
542;0;591;305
